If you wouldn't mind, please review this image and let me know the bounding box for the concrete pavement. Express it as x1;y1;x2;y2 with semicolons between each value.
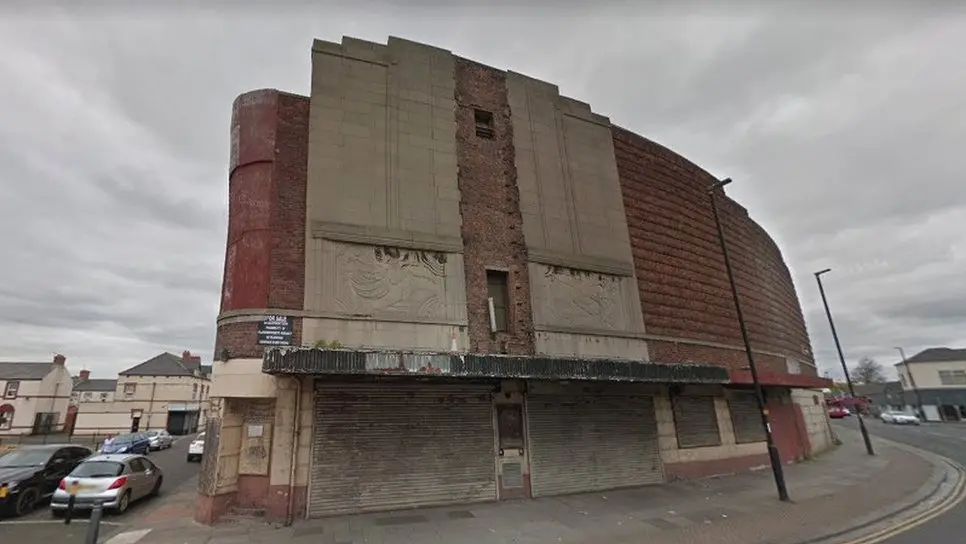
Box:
0;433;201;543
103;425;962;544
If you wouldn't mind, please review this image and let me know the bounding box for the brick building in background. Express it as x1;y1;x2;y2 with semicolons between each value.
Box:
199;36;834;524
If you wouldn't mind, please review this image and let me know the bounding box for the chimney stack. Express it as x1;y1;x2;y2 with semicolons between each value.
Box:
79;369;91;380
53;354;66;366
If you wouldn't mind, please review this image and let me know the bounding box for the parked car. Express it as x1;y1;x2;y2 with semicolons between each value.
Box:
100;433;151;455
0;444;92;516
880;411;921;425
828;406;850;419
50;454;163;516
145;430;174;451
186;432;205;463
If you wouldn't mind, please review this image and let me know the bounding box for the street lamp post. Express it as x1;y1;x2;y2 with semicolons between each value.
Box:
895;346;924;419
813;268;875;456
708;178;790;502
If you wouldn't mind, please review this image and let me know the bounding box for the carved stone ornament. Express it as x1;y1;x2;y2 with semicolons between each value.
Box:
540;264;624;330
331;243;449;320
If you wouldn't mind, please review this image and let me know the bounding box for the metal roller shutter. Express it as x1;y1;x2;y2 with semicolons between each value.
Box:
672;395;722;448
527;394;663;497
308;382;497;517
728;391;766;444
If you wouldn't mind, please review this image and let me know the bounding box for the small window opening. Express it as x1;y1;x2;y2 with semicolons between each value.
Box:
475;109;495;140
486;270;510;332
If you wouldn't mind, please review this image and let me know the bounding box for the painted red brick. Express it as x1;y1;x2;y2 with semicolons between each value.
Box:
454;58;536;356
216;89;309;361
665;453;771;481
613;128;815;376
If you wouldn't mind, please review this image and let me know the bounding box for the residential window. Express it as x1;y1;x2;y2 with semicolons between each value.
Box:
192;384;198;399
3;381;19;399
123;383;137;397
83;392;93;401
938;370;966;386
486;270;510;333
474;109;495;139
0;405;12;430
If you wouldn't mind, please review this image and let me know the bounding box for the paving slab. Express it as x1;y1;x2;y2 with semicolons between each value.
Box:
101;427;960;544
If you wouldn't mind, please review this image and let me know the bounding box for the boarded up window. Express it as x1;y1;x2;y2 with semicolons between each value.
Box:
672;395;721;448
486;270;510;332
497;404;524;449
728;391;766;444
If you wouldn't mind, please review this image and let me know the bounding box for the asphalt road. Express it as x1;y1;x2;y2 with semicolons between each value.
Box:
0;433;200;543
833;418;966;544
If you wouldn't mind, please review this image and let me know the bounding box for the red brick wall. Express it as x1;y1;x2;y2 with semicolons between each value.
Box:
454;58;536;356
214;319;303;361
216;89;309;360
613;128;814;376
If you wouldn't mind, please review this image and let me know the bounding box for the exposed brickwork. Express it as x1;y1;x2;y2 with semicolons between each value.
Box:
213;319;303;362
267;94;309;310
649;340;788;376
454;58;536;356
217;89;309;362
613;128;814;376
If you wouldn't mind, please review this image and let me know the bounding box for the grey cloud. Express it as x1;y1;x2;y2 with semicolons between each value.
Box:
0;4;962;380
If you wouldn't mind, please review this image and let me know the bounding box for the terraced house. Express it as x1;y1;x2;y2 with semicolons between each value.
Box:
200;36;834;523
0;355;73;436
72;351;212;436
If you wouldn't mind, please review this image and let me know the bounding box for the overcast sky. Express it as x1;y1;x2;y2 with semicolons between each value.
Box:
0;3;963;379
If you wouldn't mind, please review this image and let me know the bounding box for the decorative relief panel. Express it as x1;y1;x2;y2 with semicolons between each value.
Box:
319;240;465;322
529;263;627;331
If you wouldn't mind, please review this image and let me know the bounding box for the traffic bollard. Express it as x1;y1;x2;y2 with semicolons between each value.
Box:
64;494;76;524
85;501;103;544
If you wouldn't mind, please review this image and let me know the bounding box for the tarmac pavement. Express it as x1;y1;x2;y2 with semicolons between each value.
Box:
91;423;963;544
0;432;201;543
839;417;966;544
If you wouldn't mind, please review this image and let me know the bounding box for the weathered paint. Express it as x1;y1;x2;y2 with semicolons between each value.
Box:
262;348;731;384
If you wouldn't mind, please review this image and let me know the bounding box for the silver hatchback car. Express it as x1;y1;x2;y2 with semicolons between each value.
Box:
50;454;163;515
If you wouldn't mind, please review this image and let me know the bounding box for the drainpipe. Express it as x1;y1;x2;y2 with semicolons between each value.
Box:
285;376;303;526
146;383;157;430
51;381;60;433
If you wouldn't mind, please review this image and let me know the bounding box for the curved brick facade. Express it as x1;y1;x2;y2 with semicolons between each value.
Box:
613;128;814;377
203;38;831;526
215;90;816;378
216;89;308;360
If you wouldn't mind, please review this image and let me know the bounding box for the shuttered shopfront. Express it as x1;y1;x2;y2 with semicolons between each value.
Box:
672;395;722;448
307;381;498;517
728;390;767;444
527;391;663;497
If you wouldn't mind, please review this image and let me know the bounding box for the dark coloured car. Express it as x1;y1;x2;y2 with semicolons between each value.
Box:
100;433;151;455
0;444;92;516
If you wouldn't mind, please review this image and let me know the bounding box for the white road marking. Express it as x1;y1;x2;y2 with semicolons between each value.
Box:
102;528;153;544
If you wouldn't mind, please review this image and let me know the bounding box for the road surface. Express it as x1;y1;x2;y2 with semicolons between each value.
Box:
834;418;966;544
0;432;200;543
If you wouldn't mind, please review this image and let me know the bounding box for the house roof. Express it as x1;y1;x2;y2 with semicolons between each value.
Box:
853;382;888;396
0;362;55;381
894;347;966;366
119;352;203;377
73;379;118;392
